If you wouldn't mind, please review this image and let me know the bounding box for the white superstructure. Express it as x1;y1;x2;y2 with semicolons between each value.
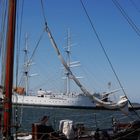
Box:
12;89;96;108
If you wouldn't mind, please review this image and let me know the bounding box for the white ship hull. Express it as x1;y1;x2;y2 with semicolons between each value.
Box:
12;93;96;109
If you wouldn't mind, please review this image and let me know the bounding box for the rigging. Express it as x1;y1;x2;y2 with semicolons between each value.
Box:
40;0;129;111
14;0;24;134
112;0;140;37
80;0;140;119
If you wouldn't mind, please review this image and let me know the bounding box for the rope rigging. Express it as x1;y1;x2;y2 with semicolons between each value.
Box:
80;0;126;98
15;0;24;88
0;0;8;87
9;0;25;134
40;0;129;115
79;0;140;119
0;0;139;139
9;0;45;132
28;29;45;63
112;0;140;37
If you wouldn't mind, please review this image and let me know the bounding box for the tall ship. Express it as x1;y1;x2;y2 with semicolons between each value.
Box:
0;29;125;109
9;24;127;110
11;30;101;109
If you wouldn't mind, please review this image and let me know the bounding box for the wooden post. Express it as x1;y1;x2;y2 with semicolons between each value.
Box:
3;0;16;139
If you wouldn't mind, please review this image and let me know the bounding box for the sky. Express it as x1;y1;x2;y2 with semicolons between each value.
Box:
13;0;140;102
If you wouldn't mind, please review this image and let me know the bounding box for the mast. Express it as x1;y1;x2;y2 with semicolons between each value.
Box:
24;34;29;95
64;29;81;95
3;0;16;138
22;34;37;96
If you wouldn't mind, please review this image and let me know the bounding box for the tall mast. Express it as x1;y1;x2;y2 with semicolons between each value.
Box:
3;0;16;138
23;35;37;96
24;34;29;95
64;29;81;95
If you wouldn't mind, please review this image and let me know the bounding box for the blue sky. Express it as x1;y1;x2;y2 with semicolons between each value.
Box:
15;0;140;102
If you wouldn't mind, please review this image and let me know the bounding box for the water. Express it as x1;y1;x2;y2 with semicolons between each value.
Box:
13;106;140;133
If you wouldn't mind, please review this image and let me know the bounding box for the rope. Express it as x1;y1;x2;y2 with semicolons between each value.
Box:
28;29;45;65
17;26;45;94
0;0;8;132
114;128;140;140
15;0;24;88
112;0;140;119
25;0;47;64
16;0;45;90
40;0;48;25
41;0;47;24
80;0;140;119
0;0;8;86
11;0;25;133
112;0;140;37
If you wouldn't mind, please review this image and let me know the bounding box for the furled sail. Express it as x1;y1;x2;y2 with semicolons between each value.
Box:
45;23;128;111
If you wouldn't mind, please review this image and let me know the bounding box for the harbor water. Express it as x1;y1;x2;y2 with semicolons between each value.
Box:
14;106;140;133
